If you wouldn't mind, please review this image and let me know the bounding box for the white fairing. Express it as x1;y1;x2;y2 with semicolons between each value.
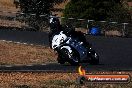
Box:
52;31;67;49
60;46;73;58
49;16;58;23
61;46;72;53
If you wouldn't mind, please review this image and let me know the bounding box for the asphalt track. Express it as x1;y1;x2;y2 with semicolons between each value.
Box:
0;29;132;72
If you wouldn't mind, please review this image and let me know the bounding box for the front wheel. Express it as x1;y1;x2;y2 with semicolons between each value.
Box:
57;55;65;64
59;47;80;66
89;50;99;65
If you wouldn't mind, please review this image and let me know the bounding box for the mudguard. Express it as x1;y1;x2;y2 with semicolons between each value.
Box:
60;45;72;54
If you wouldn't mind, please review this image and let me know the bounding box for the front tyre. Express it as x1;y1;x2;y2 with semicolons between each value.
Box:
60;47;80;66
57;55;65;64
89;51;99;65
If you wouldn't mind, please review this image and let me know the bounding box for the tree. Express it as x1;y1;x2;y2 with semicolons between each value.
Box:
63;0;131;22
14;0;65;31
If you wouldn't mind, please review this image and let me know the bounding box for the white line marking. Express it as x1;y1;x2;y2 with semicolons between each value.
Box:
23;43;27;45
2;40;6;42
26;65;33;66
8;41;13;43
30;44;34;46
16;42;20;44
0;40;45;47
5;65;12;67
41;64;46;65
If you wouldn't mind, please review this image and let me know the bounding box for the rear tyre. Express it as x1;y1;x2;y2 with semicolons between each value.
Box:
69;51;80;66
89;51;99;65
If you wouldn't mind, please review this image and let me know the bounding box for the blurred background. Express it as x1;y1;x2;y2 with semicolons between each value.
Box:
0;0;131;37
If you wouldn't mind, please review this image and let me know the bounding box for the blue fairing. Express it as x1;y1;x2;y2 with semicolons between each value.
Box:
66;38;87;59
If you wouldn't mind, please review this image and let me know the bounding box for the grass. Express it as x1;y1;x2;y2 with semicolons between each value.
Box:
0;0;18;12
0;41;57;66
0;0;15;7
0;72;77;88
0;0;22;28
0;72;131;88
0;19;25;28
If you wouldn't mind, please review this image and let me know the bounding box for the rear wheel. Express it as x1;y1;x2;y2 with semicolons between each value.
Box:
69;54;80;66
89;50;99;65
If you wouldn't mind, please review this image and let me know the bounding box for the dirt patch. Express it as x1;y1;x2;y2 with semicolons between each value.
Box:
0;19;25;28
75;28;87;34
0;41;57;65
105;30;122;37
52;0;70;17
0;0;18;12
0;0;21;28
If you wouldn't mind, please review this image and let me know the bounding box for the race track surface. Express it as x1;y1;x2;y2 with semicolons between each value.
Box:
0;29;132;71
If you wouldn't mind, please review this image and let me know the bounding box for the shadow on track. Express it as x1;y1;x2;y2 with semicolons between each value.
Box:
0;62;132;72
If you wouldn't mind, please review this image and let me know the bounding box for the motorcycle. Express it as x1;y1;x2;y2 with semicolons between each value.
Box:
51;31;99;66
49;15;99;65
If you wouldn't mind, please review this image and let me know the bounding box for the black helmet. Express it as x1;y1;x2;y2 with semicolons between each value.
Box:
49;16;60;30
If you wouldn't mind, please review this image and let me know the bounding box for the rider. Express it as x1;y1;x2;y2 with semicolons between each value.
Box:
49;16;62;34
49;15;62;48
49;16;89;48
62;24;90;48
